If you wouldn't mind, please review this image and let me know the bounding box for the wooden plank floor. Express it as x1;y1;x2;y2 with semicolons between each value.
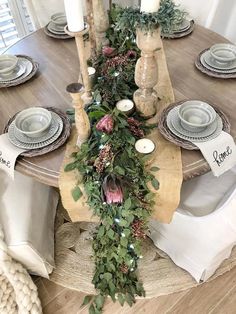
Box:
34;266;236;314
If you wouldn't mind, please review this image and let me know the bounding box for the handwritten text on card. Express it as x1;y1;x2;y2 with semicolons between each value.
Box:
213;146;233;167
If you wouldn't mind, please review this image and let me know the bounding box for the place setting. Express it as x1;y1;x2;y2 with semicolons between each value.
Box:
159;100;230;149
44;12;72;39
161;18;195;39
0;107;71;178
0;54;39;88
159;100;236;176
195;43;236;79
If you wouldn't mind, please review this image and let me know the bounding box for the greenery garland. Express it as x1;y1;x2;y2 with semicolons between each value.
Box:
65;2;186;313
115;0;187;33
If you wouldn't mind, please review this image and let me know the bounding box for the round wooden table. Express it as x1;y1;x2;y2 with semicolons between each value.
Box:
1;25;235;187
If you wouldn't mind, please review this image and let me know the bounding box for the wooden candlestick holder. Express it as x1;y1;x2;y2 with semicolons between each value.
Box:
134;27;162;118
86;0;97;55
65;24;92;105
92;0;109;51
66;83;91;147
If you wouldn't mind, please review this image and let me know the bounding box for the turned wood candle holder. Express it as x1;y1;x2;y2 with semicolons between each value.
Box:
134;27;162;118
65;24;93;105
86;0;97;55
92;0;109;51
66;83;91;147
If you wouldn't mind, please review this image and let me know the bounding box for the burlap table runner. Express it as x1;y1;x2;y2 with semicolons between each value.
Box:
59;40;183;223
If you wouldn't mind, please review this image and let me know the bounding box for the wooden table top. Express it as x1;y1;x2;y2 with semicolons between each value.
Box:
1;25;235;187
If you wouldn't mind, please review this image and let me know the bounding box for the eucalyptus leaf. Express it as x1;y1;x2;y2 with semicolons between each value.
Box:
89;303;98;314
151;178;160;190
94;295;105;310
103;272;113;281
118;294;125;306
72;186;83;201
124;198;132;210
64;162;77;172
150;166;160;172
81;295;93;307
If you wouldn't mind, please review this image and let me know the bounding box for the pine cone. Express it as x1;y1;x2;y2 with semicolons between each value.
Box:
131;220;146;239
120;263;129;274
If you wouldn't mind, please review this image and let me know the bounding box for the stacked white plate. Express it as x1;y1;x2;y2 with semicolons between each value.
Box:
172;19;191;34
200;43;236;74
166;105;223;143
0;56;34;84
162;19;192;36
46;13;67;36
8;110;64;150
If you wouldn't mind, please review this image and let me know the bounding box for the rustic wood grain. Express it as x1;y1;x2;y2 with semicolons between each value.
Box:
1;25;236;186
35;269;236;314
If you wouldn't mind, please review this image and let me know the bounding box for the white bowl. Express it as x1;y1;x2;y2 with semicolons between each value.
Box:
210;44;236;64
0;55;18;77
14;108;52;138
178;101;216;132
51;13;67;26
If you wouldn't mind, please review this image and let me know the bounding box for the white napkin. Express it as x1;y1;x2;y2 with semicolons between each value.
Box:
193;131;236;177
0;134;27;179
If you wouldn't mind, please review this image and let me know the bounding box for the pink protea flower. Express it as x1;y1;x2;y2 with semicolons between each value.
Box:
96;114;114;134
102;46;117;57
102;174;123;205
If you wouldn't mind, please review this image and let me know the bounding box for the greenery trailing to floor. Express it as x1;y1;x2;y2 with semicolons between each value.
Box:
65;1;186;313
65;104;158;313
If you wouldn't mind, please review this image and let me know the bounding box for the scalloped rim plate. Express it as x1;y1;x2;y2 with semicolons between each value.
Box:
167;106;223;142
8;112;63;149
13;112;61;144
203;50;236;71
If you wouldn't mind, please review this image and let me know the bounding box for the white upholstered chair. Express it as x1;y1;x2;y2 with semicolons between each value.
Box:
0;170;59;278
149;167;236;282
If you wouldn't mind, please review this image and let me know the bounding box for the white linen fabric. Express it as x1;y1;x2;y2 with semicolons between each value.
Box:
0;170;59;278
0;134;27;179
149;166;236;283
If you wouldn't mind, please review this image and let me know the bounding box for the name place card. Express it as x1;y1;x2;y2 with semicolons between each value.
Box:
0;134;27;179
193;131;236;177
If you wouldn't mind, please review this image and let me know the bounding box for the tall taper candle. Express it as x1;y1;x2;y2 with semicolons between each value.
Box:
64;0;84;32
140;0;160;13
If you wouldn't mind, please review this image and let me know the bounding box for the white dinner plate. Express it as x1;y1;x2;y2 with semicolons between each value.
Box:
166;106;223;142
0;63;25;82
200;52;236;74
13;112;61;144
173;19;191;33
0;57;33;83
203;50;236;70
47;22;66;34
8;112;63;149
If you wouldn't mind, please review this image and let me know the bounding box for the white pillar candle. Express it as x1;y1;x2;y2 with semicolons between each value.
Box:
64;0;84;32
140;0;160;13
135;139;155;154
88;67;96;88
116;99;135;115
